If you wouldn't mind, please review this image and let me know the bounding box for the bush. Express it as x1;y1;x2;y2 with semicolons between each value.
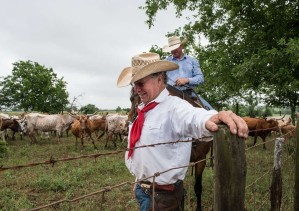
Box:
79;104;99;114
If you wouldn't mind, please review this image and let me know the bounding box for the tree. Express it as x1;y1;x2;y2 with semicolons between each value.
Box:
141;0;299;119
68;94;84;113
0;60;69;113
79;104;99;114
115;106;122;112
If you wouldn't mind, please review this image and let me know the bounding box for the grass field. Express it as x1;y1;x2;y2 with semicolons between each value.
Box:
0;131;296;211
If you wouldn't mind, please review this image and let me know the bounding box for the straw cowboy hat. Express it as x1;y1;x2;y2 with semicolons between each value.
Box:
162;36;188;52
117;52;178;87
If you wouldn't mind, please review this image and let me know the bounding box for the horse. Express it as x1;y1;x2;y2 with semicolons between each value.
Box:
128;84;213;211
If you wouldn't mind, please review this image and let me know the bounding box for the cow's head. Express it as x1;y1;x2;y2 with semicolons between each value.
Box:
69;114;92;137
266;119;279;132
78;115;89;130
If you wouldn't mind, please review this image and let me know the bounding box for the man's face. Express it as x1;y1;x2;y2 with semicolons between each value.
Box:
133;74;161;104
171;45;183;59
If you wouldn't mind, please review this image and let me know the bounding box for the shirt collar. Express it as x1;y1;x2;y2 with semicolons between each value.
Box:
171;54;186;61
138;88;169;110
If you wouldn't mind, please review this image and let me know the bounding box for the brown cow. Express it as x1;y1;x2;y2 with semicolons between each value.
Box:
70;114;97;149
280;125;296;142
0;116;23;141
242;117;279;149
88;115;107;141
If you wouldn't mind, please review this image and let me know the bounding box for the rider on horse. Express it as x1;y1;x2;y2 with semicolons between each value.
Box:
162;36;213;110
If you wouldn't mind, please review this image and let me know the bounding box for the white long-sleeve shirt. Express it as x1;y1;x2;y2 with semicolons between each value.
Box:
125;88;217;185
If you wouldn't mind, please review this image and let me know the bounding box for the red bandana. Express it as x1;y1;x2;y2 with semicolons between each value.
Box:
128;101;158;158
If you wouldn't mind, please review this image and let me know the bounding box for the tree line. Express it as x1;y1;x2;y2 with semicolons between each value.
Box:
144;0;298;123
0;61;129;114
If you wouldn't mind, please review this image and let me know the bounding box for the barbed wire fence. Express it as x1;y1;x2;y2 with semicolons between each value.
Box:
244;127;297;210
0;122;298;210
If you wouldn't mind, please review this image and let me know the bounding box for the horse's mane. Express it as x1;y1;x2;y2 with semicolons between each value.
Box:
129;87;135;102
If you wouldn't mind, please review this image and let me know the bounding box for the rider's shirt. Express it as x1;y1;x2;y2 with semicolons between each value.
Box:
165;54;204;91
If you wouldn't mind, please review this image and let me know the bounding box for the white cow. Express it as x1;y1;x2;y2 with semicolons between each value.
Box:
0;113;10;119
19;113;74;144
0;113;10;141
0;121;5;141
105;114;128;147
267;115;292;127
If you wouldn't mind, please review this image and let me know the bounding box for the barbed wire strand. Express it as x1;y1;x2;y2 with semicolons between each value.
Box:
3;125;294;172
3;127;293;210
22;181;132;211
281;155;296;210
0;139;201;172
245;137;276;151
246;144;295;206
22;155;210;211
245;129;296;152
256;191;270;211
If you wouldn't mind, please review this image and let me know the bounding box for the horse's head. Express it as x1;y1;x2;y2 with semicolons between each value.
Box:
128;87;140;123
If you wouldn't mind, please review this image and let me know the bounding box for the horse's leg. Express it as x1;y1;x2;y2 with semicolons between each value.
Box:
207;142;214;168
194;160;205;211
190;140;212;211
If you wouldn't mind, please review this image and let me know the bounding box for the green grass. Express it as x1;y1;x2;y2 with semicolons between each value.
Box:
0;132;296;210
0;134;137;211
244;136;296;211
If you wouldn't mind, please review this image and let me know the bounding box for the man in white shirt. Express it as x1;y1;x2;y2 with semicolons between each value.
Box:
117;52;248;211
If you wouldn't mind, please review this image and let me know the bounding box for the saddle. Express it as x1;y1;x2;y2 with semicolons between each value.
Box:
166;84;206;109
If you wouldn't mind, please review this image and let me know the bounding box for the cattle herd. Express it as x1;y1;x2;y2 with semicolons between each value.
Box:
242;116;296;149
0;112;296;149
0;112;128;149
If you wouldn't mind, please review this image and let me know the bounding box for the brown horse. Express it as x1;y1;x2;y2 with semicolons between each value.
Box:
128;84;212;211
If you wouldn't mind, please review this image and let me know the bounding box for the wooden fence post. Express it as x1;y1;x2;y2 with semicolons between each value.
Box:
294;113;299;211
270;138;284;211
213;124;246;211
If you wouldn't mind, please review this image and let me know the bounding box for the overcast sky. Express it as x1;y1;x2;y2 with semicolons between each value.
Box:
0;1;194;110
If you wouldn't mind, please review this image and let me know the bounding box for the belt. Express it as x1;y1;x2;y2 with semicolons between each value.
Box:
139;180;181;192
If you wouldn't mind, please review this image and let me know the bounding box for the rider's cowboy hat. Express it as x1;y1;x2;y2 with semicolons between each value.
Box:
117;52;178;87
162;36;188;53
